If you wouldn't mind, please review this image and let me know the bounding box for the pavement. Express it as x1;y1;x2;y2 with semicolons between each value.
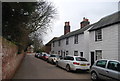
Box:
13;54;91;80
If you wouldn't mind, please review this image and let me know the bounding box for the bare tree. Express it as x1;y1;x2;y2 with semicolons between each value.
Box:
2;0;57;51
26;1;56;33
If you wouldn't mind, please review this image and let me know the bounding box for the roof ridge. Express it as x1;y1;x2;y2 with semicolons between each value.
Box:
89;11;120;31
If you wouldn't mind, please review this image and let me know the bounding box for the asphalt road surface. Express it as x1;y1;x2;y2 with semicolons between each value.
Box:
13;54;91;80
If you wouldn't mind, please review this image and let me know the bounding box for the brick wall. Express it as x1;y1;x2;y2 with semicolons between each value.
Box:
1;37;25;79
45;45;51;54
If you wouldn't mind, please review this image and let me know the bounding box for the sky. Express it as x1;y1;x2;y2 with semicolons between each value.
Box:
43;0;120;44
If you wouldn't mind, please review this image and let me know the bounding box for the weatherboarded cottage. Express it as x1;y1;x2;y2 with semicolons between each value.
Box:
89;11;120;65
50;11;120;65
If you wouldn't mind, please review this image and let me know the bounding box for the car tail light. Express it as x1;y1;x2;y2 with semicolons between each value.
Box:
87;63;90;66
73;62;80;65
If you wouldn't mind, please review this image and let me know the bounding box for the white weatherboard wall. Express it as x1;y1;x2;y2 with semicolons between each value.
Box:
84;27;92;61
51;23;119;63
89;24;119;62
118;23;120;61
51;34;85;56
51;28;91;61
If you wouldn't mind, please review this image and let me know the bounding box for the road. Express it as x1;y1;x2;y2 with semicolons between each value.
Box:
13;54;91;79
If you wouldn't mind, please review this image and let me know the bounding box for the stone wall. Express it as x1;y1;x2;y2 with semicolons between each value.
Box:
1;37;25;79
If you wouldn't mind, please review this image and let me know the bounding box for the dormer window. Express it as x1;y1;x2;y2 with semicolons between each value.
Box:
95;29;102;41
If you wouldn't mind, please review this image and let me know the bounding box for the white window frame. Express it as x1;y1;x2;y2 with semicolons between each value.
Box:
80;52;83;57
95;29;102;41
58;40;61;46
66;51;69;55
74;51;78;56
96;50;102;60
66;38;69;45
74;35;78;44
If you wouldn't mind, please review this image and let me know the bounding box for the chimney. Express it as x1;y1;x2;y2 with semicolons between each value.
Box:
64;22;70;35
80;17;90;28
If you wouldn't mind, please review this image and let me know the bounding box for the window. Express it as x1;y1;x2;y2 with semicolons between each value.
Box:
58;40;61;46
96;50;102;60
63;51;66;57
64;56;74;60
107;61;120;72
61;50;63;57
95;29;102;41
66;51;69;55
58;51;60;55
50;54;59;57
52;51;54;54
74;51;78;56
76;57;87;61
43;54;47;56
66;38;69;45
53;42;55;47
74;35;78;44
80;52;83;57
96;60;107;68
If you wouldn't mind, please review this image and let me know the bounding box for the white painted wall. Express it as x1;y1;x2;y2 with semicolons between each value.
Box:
51;23;119;64
52;34;85;56
84;27;93;61
89;24;119;63
51;27;91;61
118;23;120;61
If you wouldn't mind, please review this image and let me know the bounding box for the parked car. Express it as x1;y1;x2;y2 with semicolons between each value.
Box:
47;54;60;64
56;55;90;72
40;52;46;59
35;53;42;58
39;53;44;59
42;53;50;61
90;59;120;81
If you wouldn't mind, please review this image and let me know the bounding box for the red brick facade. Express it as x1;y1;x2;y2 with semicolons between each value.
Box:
1;37;25;79
44;37;58;54
45;45;51;54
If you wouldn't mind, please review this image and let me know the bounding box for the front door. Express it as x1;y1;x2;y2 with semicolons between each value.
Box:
91;52;94;66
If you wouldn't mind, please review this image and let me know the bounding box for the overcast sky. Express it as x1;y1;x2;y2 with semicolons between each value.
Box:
43;0;120;44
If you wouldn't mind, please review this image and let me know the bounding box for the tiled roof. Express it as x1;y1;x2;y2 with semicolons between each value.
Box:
89;11;120;31
53;11;120;42
45;37;59;45
53;24;94;42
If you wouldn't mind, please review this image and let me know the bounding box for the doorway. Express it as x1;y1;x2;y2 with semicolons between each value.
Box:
91;52;94;66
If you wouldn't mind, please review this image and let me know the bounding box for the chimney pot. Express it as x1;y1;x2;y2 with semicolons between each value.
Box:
80;17;90;28
64;21;70;35
65;22;70;26
83;17;86;21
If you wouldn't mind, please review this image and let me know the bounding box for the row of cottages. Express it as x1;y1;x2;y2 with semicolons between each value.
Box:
50;11;120;65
